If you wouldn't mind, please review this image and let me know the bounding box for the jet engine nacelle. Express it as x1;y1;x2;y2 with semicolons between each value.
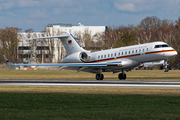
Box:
63;51;90;63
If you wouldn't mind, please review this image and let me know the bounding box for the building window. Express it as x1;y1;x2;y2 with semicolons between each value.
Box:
18;46;31;50
36;46;49;50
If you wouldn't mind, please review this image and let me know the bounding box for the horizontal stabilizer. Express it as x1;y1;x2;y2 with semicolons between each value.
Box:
3;55;12;65
28;34;69;40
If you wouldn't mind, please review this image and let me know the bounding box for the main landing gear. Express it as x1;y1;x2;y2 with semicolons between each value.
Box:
118;70;126;80
96;74;104;80
95;69;127;80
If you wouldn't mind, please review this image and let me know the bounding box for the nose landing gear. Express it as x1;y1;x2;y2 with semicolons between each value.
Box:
164;60;169;72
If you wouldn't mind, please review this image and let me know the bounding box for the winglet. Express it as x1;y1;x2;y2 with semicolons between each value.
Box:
3;55;11;64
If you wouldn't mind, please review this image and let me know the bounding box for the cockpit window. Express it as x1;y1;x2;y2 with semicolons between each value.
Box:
162;44;170;47
154;44;170;48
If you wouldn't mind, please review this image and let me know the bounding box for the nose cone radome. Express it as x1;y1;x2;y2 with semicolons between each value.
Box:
170;50;178;58
175;50;178;56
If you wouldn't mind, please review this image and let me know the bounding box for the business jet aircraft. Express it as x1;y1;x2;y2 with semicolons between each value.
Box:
3;32;177;80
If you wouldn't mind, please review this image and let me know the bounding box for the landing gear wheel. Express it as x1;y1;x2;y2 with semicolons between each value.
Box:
100;74;104;80
118;73;126;80
123;74;126;80
118;74;122;80
96;74;104;80
164;68;169;72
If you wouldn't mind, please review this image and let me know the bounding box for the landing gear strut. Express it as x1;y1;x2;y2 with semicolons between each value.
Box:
96;74;104;80
118;70;126;80
164;60;169;72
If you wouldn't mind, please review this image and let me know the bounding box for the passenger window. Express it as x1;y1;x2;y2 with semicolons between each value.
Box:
98;56;100;59
139;49;141;52
118;52;120;56
143;49;144;52
108;54;110;57
104;55;106;58
125;51;127;55
101;55;103;58
122;52;123;55
147;48;148;51
129;51;131;54
111;54;113;57
136;50;137;53
114;53;116;57
132;50;134;54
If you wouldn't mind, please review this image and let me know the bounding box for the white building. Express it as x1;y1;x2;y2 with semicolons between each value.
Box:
47;23;107;40
18;23;107;63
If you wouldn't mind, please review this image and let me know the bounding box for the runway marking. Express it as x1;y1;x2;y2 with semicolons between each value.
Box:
0;79;180;88
1;83;180;88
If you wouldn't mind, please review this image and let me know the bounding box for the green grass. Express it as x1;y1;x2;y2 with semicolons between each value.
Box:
0;69;180;81
0;69;180;119
0;92;180;120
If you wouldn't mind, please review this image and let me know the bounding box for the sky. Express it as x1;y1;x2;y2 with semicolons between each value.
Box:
0;0;180;32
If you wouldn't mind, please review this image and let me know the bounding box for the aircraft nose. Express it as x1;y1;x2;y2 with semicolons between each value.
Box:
175;50;178;56
172;50;178;57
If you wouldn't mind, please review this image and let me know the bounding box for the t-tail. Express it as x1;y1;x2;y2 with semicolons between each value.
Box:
59;32;85;55
29;32;86;55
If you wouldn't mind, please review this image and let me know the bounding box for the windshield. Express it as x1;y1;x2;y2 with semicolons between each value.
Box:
154;44;170;48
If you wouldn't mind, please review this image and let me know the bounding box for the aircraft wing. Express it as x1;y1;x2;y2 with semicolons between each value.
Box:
143;60;164;67
12;63;108;67
136;60;164;70
3;55;122;71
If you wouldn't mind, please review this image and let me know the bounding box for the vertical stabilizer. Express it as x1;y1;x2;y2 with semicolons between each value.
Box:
59;32;85;55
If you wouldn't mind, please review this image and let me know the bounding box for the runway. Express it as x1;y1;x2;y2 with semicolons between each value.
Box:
0;79;180;88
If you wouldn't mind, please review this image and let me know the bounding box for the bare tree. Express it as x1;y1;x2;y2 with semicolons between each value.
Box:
0;27;21;63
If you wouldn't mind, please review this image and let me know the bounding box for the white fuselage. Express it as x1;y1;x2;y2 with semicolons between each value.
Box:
63;41;177;72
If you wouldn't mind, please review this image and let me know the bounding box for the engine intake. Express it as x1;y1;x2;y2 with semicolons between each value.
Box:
79;52;89;62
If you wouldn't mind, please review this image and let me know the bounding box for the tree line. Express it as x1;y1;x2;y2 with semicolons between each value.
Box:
0;16;180;69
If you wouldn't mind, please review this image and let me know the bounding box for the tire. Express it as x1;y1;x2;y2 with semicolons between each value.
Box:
100;74;104;80
123;74;126;80
118;73;126;80
96;74;100;80
118;73;122;80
